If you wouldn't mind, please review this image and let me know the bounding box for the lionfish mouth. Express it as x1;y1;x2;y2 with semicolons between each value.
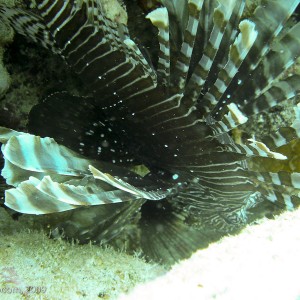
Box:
0;0;300;264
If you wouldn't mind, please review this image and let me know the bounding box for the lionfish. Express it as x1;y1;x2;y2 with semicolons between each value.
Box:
0;0;300;264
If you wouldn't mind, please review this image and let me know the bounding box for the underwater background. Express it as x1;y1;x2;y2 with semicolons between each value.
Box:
0;0;300;299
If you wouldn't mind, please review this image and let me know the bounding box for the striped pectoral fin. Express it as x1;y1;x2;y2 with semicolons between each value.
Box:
36;175;142;205
1;132;92;177
89;165;172;200
4;174;145;214
1;154;67;187
160;0;188;42
4;176;78;214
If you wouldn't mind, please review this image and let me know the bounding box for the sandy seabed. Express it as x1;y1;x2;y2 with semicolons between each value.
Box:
1;207;300;300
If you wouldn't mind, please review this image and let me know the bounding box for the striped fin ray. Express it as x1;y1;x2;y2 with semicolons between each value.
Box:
246;23;300;98
261;126;300;151
251;171;300;210
196;0;245;102
193;0;246;72
0;5;56;51
172;0;204;92
35;175;142;206
4;175;143;214
262;188;300;211
1;133;92;177
242;74;300;116
89;165;172;200
211;0;300;118
230;139;287;160
230;23;300;115
212;0;246;60
182;136;287;160
1;1;157;107
160;0;188;43
146;7;171;87
202;20;258;115
242;0;300;72
206;103;248;136
187;137;287;160
185;0;237;103
5;177;79;214
256;171;300;190
199;0;218;48
1;154;67;187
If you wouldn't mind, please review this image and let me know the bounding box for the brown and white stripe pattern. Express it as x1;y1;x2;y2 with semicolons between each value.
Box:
0;127;171;214
146;7;170;87
204;20;258;113
173;0;204;92
0;0;300;261
186;0;237;103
